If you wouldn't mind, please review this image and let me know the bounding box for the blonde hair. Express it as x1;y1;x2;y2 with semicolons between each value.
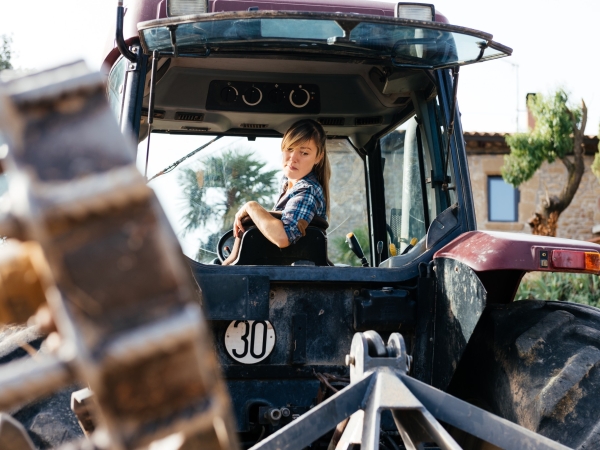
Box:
281;119;330;217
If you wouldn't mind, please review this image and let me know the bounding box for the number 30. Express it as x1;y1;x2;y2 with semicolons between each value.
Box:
232;320;268;359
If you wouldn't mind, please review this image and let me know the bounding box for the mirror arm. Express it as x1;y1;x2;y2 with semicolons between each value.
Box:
116;1;137;62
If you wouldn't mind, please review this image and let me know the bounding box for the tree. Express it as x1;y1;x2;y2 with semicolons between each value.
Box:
332;226;370;266
179;148;279;260
0;35;13;71
502;89;587;236
591;126;600;183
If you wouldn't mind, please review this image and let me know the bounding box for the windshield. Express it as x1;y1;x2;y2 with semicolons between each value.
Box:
140;134;369;266
139;14;511;68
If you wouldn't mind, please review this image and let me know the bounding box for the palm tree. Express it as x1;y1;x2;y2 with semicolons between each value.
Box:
179;148;279;260
0;35;13;71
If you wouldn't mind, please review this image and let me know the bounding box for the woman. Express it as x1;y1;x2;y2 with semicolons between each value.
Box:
222;119;330;265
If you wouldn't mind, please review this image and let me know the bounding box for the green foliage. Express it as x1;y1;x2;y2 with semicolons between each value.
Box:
180;148;279;233
0;35;13;71
503;89;582;187
332;227;370;266
516;272;600;307
178;148;279;261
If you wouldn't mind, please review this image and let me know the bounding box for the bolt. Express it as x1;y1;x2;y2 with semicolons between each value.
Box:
280;407;291;418
265;408;282;423
353;290;360;297
345;354;355;366
429;337;433;342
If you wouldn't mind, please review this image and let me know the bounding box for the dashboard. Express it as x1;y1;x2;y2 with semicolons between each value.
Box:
206;80;320;114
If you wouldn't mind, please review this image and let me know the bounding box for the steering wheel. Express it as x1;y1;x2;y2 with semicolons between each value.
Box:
216;229;236;262
216;212;283;262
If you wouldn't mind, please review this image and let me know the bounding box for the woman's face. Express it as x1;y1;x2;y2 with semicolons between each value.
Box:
282;139;321;182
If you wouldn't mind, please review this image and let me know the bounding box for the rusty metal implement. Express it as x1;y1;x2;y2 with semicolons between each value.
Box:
0;61;239;450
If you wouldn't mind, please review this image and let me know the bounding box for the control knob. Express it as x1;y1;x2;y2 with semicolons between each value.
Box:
243;87;263;106
290;88;310;108
220;86;238;103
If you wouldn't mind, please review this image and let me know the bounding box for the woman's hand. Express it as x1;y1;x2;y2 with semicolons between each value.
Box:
231;201;290;248
233;202;252;238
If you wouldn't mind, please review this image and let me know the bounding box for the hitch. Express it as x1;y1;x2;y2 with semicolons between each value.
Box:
251;331;569;450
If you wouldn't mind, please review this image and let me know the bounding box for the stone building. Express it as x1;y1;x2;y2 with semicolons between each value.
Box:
464;132;600;241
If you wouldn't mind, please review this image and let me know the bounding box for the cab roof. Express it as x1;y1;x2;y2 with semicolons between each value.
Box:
103;0;448;70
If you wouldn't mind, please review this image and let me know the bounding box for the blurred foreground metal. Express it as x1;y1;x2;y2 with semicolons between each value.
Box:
0;61;239;450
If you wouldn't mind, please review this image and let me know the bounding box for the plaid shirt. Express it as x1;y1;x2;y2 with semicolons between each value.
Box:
273;171;327;245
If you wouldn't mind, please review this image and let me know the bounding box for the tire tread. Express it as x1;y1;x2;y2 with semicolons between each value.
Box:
515;310;574;360
450;301;600;449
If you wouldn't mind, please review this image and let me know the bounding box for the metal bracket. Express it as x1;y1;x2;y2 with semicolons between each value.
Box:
251;331;570;450
126;46;140;72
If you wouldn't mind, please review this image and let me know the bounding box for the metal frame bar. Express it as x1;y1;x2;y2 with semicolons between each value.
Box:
366;141;389;265
138;11;496;42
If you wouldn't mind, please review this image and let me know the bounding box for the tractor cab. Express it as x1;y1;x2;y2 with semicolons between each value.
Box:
108;1;510;269
106;0;512;444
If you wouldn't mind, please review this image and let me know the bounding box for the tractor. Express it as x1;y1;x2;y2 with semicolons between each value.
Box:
0;1;598;449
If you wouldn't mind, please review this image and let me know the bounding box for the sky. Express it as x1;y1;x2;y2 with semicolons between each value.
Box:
2;0;599;134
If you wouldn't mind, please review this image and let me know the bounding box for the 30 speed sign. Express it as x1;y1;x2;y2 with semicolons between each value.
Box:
224;320;276;364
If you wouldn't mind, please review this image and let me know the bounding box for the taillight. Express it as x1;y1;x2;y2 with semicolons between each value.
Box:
552;250;600;272
585;252;600;271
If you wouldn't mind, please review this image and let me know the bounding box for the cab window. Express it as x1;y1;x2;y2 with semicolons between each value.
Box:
381;118;432;254
107;56;128;124
380;98;455;257
140;135;369;266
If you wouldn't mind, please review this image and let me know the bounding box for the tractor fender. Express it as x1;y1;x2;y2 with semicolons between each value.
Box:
434;230;600;304
434;230;600;273
427;231;600;391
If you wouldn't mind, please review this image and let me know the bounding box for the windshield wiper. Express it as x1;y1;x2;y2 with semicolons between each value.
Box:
147;136;223;182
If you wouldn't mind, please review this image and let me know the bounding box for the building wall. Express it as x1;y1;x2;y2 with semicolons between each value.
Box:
467;153;600;240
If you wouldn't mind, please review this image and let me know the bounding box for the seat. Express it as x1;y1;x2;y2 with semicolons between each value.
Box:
218;211;332;266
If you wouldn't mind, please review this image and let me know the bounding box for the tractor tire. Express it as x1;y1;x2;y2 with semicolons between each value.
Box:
0;326;83;449
448;300;600;450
